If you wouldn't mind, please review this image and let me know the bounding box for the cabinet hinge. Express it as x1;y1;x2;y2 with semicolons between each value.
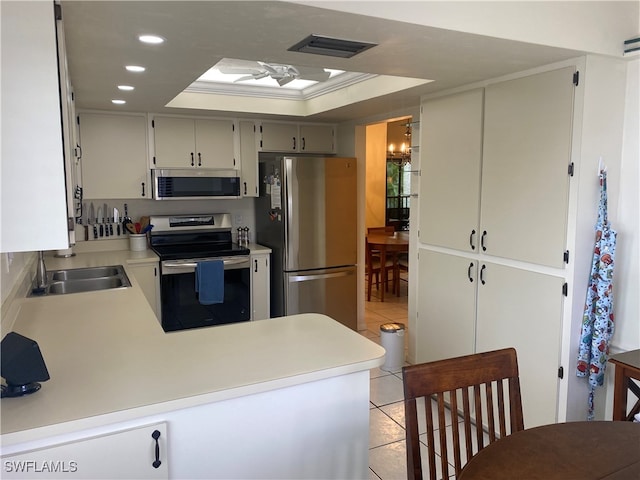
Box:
151;119;155;128
233;158;236;166
54;2;62;20
568;162;575;176
232;124;235;132
260;140;263;148
260;125;263;133
154;267;157;277
153;156;156;165
253;125;256;133
76;115;80;125
558;366;564;379
563;250;570;264
573;71;579;86
562;283;568;296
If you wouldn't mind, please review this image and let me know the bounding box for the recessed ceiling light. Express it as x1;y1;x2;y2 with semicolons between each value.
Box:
118;85;135;91
111;99;126;105
139;34;164;45
125;65;145;73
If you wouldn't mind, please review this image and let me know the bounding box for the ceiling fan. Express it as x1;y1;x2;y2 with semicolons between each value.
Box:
217;60;331;86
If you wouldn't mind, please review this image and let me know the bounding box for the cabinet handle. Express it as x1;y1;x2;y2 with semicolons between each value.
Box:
292;137;296;150
151;429;162;469
481;230;487;252
302;137;306;150
467;262;474;282
480;264;486;285
469;229;476;250
190;152;194;167
244;182;247;195
141;182;145;197
198;152;202;167
254;259;258;273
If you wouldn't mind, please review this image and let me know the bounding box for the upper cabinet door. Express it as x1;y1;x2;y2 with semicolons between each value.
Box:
153;116;196;168
80;112;149;199
1;1;69;252
299;124;335;153
260;122;298;152
480;67;575;268
195;118;236;169
419;89;484;252
239;120;258;197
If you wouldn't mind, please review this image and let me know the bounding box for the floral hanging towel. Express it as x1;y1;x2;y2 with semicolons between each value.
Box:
576;169;617;420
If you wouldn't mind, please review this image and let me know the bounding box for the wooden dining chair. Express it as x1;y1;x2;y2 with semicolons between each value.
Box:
402;348;524;480
365;238;396;301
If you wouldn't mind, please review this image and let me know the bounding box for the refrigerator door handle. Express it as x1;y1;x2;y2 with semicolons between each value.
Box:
288;270;354;282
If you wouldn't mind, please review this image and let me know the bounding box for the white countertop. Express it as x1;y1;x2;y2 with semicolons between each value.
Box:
1;247;383;446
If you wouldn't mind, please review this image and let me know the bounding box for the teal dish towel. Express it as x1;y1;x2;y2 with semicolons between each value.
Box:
195;260;224;305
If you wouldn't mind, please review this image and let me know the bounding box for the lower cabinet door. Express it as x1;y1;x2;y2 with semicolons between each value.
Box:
416;249;477;363
2;423;168;479
475;262;564;428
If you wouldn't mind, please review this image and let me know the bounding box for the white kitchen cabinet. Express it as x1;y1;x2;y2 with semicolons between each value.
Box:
1;0;69;252
475;262;564;428
416;250;477;362
419;67;575;268
299;124;335;153
1;423;168;479
259;121;336;154
251;251;270;320
129;262;161;321
259;121;299;152
480;67;574;268
152;116;236;169
419;89;484;253
416;249;564;427
239;120;259;197
79;112;149;199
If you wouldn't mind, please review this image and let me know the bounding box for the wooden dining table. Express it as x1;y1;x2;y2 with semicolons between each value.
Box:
366;231;409;302
458;421;640;480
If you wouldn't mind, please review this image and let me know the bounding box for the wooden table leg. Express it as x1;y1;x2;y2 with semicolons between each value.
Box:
380;249;386;302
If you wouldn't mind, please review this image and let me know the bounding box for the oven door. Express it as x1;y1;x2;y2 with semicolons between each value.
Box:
159;256;250;332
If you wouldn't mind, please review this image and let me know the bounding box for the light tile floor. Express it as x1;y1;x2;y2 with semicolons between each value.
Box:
361;274;413;480
361;274;483;480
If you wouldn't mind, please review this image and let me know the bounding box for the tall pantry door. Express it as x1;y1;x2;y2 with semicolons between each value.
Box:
480;67;575;267
475;262;564;428
419;89;484;252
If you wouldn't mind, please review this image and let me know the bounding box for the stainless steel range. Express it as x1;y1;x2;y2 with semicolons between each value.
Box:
149;213;251;332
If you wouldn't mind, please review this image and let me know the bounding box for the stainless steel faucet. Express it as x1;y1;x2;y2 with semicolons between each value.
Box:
35;251;47;289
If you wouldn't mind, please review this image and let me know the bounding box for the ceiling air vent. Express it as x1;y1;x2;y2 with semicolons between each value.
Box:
288;34;377;58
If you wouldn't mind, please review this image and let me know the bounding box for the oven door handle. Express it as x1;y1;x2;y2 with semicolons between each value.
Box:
163;257;249;269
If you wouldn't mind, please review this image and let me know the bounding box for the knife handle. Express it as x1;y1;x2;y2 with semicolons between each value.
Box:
93;225;98;240
99;224;104;237
109;224;113;236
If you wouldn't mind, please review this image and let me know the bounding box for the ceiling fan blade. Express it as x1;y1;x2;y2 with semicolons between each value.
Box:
234;72;269;82
218;66;263;75
257;62;279;75
277;76;295;86
294;66;331;82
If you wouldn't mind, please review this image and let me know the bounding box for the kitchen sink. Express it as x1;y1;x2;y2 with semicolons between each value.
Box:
29;265;131;296
51;266;121;281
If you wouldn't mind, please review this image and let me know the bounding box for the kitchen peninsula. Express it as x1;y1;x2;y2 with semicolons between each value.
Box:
1;249;384;479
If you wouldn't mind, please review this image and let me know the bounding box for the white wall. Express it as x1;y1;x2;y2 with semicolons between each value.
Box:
611;58;640;352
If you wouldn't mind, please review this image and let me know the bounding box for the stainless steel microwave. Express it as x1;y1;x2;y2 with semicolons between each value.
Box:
151;169;241;200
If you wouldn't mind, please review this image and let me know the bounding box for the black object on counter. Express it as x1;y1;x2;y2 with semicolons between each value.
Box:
1;332;50;398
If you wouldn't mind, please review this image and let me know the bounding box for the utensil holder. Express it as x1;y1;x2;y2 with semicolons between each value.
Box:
129;234;147;251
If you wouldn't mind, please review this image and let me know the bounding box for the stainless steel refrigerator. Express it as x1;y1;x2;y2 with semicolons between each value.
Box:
255;154;357;330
